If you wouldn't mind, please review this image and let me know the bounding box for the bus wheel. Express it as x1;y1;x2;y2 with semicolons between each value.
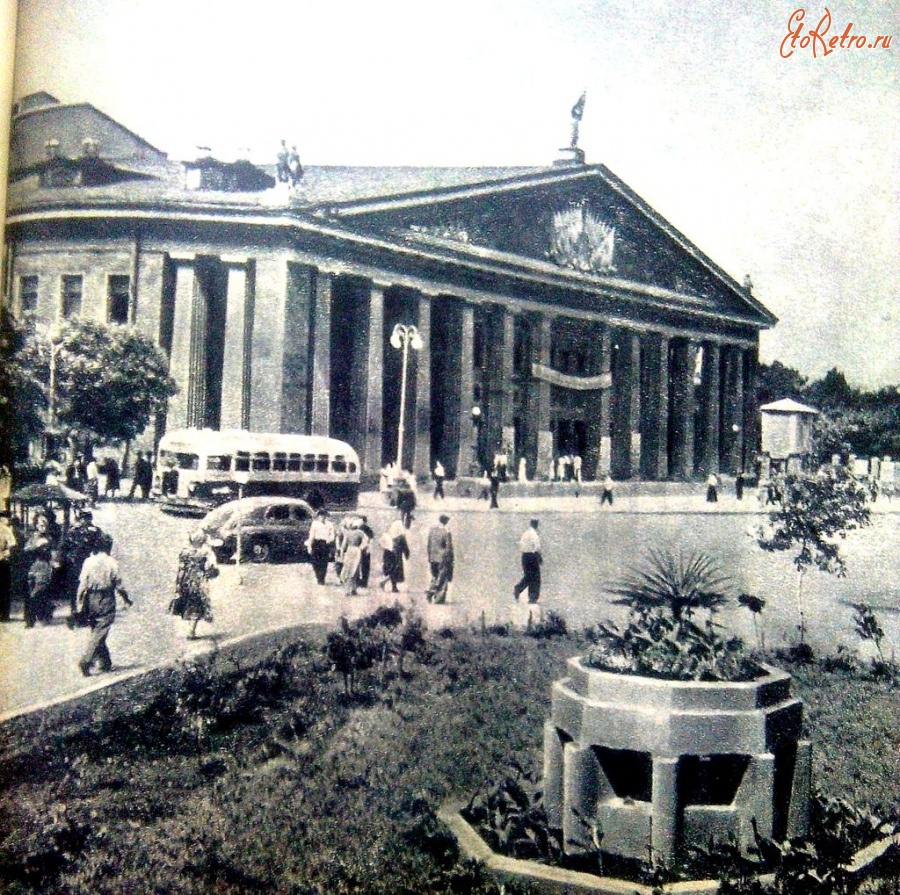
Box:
247;537;271;563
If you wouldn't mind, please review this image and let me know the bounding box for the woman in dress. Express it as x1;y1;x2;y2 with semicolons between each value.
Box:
171;530;218;639
339;518;369;596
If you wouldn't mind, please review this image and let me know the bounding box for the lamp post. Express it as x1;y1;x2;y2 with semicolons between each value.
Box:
45;321;64;458
389;323;423;472
470;405;483;475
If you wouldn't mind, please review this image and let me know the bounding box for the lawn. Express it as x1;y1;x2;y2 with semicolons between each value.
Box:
0;618;898;894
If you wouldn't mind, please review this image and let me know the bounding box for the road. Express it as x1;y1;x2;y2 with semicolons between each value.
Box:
1;492;898;718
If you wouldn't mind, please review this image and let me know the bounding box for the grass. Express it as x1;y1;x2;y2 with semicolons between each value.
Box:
0;621;898;894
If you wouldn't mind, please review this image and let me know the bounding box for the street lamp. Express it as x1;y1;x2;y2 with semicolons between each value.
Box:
390;323;423;471
45;321;64;457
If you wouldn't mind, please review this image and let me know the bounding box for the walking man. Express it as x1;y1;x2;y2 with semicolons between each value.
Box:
489;469;501;509
433;460;446;500
77;534;132;676
706;472;720;503
306;509;335;585
60;509;105;627
425;514;454;604
600;473;615;506
513;518;542;604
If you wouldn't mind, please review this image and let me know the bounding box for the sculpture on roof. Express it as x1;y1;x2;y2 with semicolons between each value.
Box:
570;92;586;149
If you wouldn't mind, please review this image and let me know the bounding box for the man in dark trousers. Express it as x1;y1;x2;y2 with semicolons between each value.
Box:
432;461;446;500
77;534;132;676
513;518;542;604
129;452;153;500
489;469;501;509
61;510;106;627
425;514;454;604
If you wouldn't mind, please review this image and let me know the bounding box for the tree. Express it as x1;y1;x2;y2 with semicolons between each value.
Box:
0;309;46;467
754;467;871;648
17;319;177;447
756;361;808;406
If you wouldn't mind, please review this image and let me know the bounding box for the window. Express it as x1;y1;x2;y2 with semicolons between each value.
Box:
61;275;83;318
287;453;302;471
252;452;271;471
235;451;251;472
19;276;38;313
108;275;131;324
301;454;317;472
316;454;330;472
265;505;290;522
206;454;232;471
174;453;199;470
332;456;348;473
290;505;311;522
272;452;288;471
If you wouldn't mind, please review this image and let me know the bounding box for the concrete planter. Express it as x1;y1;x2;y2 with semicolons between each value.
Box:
542;658;811;865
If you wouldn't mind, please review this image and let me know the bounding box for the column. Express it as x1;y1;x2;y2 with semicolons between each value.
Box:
360;282;384;473
134;251;165;345
599;325;612;475
650;756;679;865
413;294;432;477
500;308;516;451
611;328;639;479
456;303;476;476
531;314;553;480
250;255;289;433
743;344;759;474
310;270;332;436
562;743;601;855
220;257;252;430
699;342;721;475
671;338;696;480
729;347;746;475
629;332;642;477
166;255;204;431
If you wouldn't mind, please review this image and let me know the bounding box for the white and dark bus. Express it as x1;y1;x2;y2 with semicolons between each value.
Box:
154;429;360;515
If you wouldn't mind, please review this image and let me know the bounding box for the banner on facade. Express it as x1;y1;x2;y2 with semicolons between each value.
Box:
531;363;612;391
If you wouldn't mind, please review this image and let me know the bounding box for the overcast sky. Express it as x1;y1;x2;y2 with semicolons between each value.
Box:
11;0;899;388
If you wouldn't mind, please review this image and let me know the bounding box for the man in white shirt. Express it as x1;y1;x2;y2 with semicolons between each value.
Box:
513;519;542;603
306;509;335;585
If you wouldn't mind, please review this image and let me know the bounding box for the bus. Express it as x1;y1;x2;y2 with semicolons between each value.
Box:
154;429;360;516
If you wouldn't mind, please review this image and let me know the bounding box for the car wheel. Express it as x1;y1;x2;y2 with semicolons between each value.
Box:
247;537;271;563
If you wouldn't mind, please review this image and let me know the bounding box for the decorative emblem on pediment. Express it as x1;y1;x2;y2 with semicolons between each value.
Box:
549;204;616;275
408;222;476;245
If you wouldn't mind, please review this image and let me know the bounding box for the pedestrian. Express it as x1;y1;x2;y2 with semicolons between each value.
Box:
85;456;100;506
26;543;54;627
306;508;335;585
74;454;87;492
171;530;218;639
735;472;745;500
129;452;152;500
0;511;16;621
513;518;542;604
276;139;290;183
489;469;501;509
573;454;583;482
396;480;417;528
339;518;369;596
556;456;566;482
379;512;409;593
59;509;105;628
425;513;454;604
705;472;719;503
433;460;446;500
103;457;121;499
77;534;132;676
600;473;614;506
288;145;303;186
518;456;528;482
358;515;374;586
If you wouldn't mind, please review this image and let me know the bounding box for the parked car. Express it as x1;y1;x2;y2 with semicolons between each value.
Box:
199;496;317;564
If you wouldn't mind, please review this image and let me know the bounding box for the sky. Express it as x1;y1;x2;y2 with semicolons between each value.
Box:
11;0;900;388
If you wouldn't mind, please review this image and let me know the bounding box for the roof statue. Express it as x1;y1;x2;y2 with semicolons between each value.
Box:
555;92;587;167
570;91;586;149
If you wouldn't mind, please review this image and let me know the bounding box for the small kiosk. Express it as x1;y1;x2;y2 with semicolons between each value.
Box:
759;398;819;477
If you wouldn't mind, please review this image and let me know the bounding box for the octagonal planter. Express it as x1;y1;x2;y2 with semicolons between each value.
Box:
542;657;811;865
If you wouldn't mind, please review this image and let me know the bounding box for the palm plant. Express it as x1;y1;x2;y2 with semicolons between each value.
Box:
586;549;756;682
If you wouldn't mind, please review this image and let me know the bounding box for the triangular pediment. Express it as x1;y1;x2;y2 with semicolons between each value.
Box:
324;165;775;327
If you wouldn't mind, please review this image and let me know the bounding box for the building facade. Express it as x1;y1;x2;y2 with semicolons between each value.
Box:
4;93;776;481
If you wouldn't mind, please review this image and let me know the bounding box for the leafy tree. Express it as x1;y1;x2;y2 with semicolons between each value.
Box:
754;468;871;646
0;308;46;467
756;361;808;405
16;318;177;447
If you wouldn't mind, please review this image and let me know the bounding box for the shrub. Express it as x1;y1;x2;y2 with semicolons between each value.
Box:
525;610;569;639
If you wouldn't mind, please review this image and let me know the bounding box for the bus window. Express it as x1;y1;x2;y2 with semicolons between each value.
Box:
287;453;302;471
272;452;287;471
207;454;232;471
332;456;348;473
176;453;199;470
235;452;251;472
301;454;316;472
252;452;271;471
316;454;329;472
349;461;358;473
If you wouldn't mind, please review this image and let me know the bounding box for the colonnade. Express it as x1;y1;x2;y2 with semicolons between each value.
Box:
155;251;757;481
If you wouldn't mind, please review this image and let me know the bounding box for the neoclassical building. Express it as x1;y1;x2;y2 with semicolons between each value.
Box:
4;92;776;481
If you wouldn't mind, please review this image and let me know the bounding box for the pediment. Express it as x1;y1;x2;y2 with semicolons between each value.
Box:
330;166;774;327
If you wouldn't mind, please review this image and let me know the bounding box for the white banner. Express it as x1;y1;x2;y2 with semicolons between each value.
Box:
531;363;612;391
